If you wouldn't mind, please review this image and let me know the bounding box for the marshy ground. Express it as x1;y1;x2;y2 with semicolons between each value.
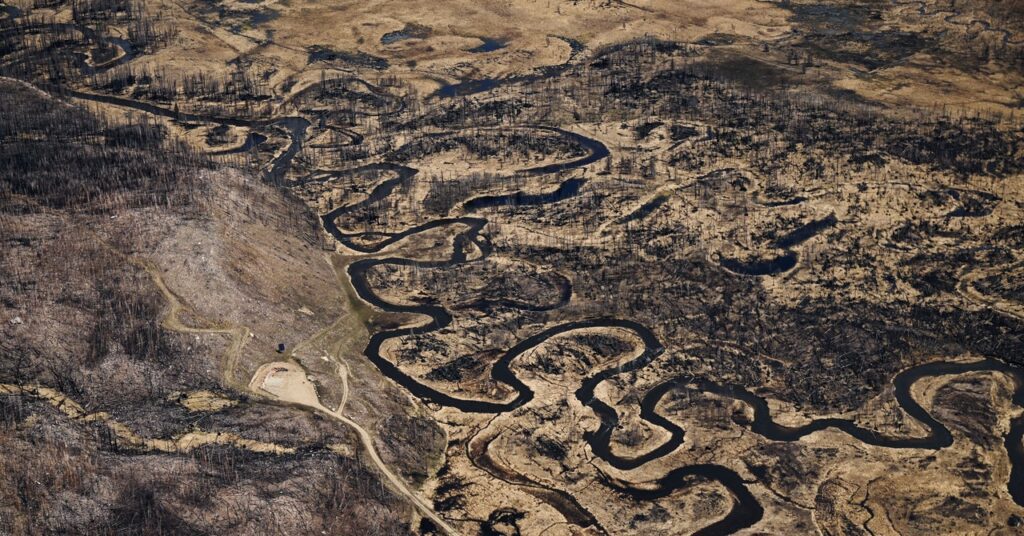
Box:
1;0;1024;534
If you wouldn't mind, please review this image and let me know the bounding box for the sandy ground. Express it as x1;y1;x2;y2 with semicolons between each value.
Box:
251;360;459;534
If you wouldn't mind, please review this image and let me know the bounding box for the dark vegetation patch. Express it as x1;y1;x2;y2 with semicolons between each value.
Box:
205;123;232;146
692;52;796;88
381;22;431;45
945;189;1001;218
481;508;526;536
292;75;399;113
975;270;1024;304
574;333;634;358
0;80;206;209
634;121;663;139
799;30;935;71
426;355;479;382
0;440;412;535
669;124;699;141
535;435;568;460
389;130;585;165
376;414;445;485
784;2;881;35
307;45;390;70
191;0;279;32
423;172;520;215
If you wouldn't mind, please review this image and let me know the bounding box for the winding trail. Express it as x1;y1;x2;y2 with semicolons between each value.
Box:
2;229;292;457
141;251;459;534
11;12;1024;531
114;235;459;535
23;70;1024;529
15;80;459;533
329;405;460;535
131;258;253;390
248;359;460;535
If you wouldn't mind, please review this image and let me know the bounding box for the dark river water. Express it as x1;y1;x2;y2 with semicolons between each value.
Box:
53;65;1024;534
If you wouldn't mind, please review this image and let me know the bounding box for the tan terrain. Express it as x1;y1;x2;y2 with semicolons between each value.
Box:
2;0;1024;534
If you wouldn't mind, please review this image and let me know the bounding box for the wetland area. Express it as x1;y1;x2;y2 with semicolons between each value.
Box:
2;0;1024;534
